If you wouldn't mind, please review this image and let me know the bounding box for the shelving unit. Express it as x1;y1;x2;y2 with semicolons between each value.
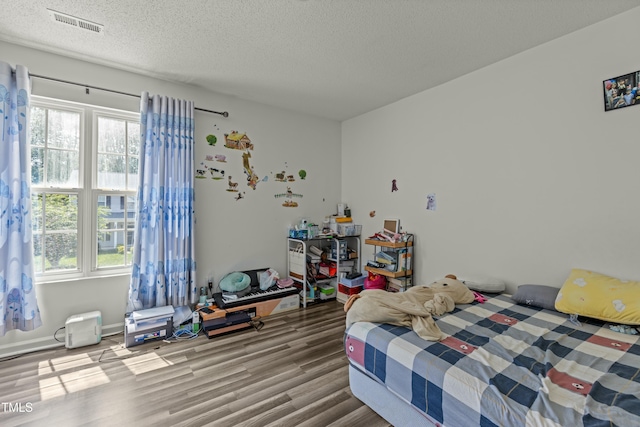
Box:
288;236;361;307
364;234;414;289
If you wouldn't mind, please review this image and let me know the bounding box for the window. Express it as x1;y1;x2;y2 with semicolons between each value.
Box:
30;97;139;280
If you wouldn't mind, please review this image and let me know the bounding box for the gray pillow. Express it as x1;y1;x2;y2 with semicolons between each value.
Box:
511;284;560;311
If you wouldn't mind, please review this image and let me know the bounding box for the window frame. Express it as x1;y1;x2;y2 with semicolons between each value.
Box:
91;110;139;273
31;96;139;283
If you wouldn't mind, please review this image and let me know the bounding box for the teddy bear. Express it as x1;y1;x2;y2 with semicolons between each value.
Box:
344;274;475;341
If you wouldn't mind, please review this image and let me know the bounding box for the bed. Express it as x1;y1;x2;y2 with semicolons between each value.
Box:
345;293;640;426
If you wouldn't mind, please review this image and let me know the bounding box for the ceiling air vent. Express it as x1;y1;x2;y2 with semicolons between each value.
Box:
47;9;104;35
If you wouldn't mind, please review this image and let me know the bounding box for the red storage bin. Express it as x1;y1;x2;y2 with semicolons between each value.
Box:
338;283;363;295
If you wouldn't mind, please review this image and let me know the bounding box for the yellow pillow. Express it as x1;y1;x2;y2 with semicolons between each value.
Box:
555;269;640;325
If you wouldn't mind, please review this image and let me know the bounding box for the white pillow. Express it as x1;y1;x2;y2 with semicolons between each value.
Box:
460;276;506;293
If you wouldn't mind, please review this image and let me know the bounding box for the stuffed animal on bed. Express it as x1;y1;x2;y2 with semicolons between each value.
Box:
344;274;475;341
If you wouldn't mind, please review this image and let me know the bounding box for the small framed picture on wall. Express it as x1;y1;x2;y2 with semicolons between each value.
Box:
603;70;640;111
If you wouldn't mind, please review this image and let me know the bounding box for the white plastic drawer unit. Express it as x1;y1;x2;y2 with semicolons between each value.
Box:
65;311;102;349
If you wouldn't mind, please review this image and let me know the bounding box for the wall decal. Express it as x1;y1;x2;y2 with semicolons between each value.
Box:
299;169;307;180
226;176;239;192
199;125;275;202
274;186;303;207
426;193;437;211
210;168;225;180
242;151;260;190
196;159;225;180
392;179;398;192
224;131;253;150
273;170;296;182
369;210;376;217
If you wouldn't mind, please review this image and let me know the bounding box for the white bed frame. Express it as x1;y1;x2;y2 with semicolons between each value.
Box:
349;365;437;427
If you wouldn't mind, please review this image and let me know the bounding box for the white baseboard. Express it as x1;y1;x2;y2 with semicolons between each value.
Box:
0;322;124;359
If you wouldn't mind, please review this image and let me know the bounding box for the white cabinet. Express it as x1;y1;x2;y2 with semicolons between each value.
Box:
287;236;361;307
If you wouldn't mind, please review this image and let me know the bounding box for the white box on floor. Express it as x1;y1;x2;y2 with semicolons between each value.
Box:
65;311;102;349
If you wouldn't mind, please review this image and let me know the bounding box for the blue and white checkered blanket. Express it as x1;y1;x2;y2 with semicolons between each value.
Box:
345;294;640;426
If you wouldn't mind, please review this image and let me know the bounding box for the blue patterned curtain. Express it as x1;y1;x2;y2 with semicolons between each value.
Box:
127;92;197;311
0;61;42;336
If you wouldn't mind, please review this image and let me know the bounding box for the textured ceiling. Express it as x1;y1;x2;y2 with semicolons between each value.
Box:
1;0;640;121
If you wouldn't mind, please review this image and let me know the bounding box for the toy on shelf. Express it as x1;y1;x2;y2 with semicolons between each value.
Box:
368;229;411;244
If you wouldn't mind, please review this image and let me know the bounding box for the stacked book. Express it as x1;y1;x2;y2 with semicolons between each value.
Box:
375;251;397;271
387;277;413;293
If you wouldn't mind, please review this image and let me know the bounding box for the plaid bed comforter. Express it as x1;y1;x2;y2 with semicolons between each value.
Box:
345;294;640;426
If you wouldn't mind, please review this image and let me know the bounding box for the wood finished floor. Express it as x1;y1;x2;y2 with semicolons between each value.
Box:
0;300;391;427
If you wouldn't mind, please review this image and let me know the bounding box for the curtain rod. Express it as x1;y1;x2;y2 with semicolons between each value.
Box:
29;73;230;118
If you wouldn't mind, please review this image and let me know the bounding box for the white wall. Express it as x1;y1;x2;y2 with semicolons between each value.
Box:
0;40;341;356
342;8;640;293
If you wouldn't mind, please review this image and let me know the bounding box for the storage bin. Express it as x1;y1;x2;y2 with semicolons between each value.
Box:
338;224;362;236
338;283;363;295
331;239;348;260
319;284;336;300
339;274;366;288
307;225;319;238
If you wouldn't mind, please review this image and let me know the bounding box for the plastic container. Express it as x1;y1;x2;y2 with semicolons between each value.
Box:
338;224;362;236
338;283;363;295
319;284;336;300
331;239;348;260
340;274;366;288
307;224;319;238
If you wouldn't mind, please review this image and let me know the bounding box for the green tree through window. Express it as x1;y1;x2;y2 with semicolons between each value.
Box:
30;98;139;279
